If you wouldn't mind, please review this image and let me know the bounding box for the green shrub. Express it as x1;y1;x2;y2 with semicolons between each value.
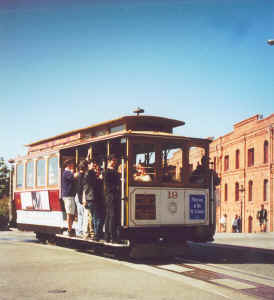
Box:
0;196;9;217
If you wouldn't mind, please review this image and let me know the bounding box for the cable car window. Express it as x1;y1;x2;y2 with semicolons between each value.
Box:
26;160;34;188
161;145;183;183
37;159;45;187
48;156;58;186
110;124;126;133
16;163;24;188
133;143;155;182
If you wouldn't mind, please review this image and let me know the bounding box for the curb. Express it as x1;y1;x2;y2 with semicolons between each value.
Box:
189;241;274;256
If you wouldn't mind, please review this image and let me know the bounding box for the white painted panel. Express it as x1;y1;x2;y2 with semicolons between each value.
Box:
33;191;50;210
17;210;66;228
21;192;33;210
128;187;209;227
20;191;50;210
159;189;185;225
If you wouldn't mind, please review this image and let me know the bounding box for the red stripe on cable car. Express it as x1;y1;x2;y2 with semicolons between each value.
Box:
49;190;63;211
14;192;22;210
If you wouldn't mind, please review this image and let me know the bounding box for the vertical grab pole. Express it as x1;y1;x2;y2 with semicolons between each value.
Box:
75;148;79;172
105;141;110;173
88;144;93;161
121;158;125;226
107;141;110;158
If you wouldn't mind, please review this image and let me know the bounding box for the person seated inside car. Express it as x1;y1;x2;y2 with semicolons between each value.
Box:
133;164;152;182
189;156;209;184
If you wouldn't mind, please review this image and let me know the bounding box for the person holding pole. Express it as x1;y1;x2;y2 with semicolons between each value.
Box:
62;159;77;237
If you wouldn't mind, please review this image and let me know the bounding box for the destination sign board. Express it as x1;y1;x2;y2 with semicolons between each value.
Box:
189;194;205;220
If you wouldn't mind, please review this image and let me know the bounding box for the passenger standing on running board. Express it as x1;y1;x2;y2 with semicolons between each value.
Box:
62;159;78;237
81;160;93;239
83;160;102;241
103;154;120;243
75;161;86;238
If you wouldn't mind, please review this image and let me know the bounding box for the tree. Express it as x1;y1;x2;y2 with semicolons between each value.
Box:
0;157;9;199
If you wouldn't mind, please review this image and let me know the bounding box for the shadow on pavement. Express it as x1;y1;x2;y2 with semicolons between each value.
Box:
2;229;274;265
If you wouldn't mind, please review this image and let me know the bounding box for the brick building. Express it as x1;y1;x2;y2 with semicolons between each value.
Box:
210;114;274;233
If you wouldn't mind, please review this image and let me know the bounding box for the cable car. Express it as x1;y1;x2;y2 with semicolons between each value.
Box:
10;111;218;255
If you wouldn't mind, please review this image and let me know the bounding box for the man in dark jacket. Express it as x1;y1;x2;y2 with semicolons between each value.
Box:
83;160;102;241
93;162;105;240
62;159;77;237
103;154;120;243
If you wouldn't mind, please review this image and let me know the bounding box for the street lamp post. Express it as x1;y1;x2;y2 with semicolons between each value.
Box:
239;185;245;232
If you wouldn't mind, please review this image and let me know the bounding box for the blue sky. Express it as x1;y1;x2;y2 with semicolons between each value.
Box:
1;0;274;163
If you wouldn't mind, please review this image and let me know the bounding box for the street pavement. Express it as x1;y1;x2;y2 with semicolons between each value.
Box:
0;230;236;300
1;229;274;300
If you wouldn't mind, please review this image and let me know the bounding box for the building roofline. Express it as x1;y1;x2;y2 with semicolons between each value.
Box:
210;113;274;145
234;114;259;129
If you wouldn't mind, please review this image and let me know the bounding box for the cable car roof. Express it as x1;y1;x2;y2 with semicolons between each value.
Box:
26;115;185;147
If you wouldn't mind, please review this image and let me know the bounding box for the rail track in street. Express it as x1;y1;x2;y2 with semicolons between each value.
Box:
150;256;274;300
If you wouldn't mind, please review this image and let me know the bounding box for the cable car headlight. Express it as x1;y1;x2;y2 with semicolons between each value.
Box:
168;201;178;214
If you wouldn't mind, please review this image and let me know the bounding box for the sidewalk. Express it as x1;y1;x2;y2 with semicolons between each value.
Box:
212;232;274;251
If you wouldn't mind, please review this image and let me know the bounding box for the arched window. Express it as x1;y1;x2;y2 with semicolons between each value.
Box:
264;141;269;164
224;155;229;171
263;179;268;202
235;182;239;201
225;184;228;201
248;148;254;167
248;180;253;202
235;149;240;169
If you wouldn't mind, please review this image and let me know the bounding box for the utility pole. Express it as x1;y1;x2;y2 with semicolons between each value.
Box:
8;159;15;227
